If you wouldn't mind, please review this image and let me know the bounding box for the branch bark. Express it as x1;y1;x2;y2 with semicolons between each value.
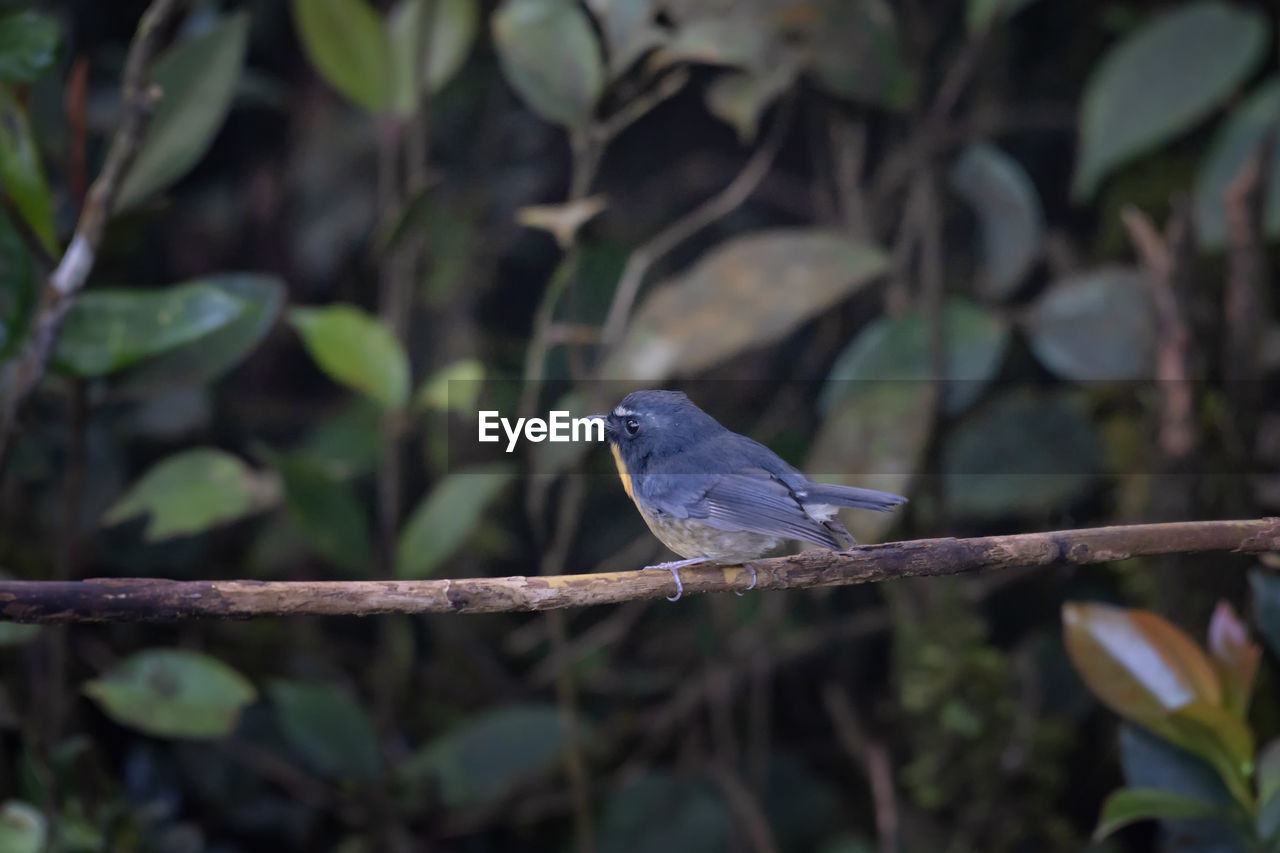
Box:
0;0;188;468
2;519;1277;623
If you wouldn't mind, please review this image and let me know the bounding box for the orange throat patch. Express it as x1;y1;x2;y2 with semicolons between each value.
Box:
609;443;636;502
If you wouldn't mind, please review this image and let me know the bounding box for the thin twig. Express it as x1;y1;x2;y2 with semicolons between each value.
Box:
822;684;898;853
599;95;796;346
0;0;188;470
2;519;1277;623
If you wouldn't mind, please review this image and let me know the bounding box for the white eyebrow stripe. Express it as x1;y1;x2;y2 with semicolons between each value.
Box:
612;407;633;417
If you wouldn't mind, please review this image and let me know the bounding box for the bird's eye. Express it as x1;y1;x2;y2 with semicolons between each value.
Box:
625;417;640;435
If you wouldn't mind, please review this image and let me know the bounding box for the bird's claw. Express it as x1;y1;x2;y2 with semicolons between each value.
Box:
642;558;705;601
733;563;759;597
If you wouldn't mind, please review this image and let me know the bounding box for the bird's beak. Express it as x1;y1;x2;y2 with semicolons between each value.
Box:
584;414;614;439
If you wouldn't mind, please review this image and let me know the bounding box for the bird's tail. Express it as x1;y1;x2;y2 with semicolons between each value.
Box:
804;483;908;512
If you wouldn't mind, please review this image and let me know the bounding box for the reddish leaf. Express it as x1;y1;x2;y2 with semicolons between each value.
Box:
1063;602;1222;722
1207;600;1261;719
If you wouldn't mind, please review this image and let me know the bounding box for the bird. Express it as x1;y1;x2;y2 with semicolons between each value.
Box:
592;390;907;601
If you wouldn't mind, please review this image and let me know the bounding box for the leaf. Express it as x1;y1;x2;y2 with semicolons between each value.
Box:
388;0;479;116
0;10;59;82
516;195;608;248
806;384;929;543
269;450;373;574
1093;787;1229;841
398;705;569;807
705;63;797;143
1250;570;1280;660
949;143;1044;300
395;464;513;578
597;771;730;853
54;283;247;378
1025;266;1154;381
1261;739;1280;809
116;12;250;211
805;0;915;111
587;0;662;75
657;17;771;71
110;274;286;395
1206;601;1260;719
1165;701;1255;794
290;304;410;409
104;448;277;540
1193;77;1280;250
291;0;393;113
0;84;55;253
1119;725;1248;851
1072;2;1267;200
413;358;484;413
83;650;256;739
821;298;1009;416
492;0;604;130
269;679;380;781
1063;601;1222;720
0;800;46;853
604;229;889;381
303;399;383;479
967;0;1039;33
942;389;1103;518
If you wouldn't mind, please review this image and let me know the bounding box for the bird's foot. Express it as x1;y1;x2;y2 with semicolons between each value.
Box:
642;558;706;602
733;562;760;597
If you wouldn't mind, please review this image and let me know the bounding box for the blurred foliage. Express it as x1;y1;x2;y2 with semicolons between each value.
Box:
0;0;1277;850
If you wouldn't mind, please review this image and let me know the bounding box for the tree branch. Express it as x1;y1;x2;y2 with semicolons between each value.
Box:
1;519;1277;623
0;0;188;468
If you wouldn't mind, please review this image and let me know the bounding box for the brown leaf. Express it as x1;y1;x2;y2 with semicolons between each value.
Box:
1207;600;1261;718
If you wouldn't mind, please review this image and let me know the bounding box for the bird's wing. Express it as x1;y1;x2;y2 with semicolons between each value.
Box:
693;468;847;549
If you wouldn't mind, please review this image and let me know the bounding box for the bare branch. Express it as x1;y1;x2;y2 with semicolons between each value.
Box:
2;519;1277;623
0;0;189;467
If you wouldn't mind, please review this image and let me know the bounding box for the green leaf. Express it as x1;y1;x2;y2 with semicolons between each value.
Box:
1250;570;1280;660
597;771;730;853
705;64;796;143
103;449;277;541
1072;2;1267;200
83;650;256;739
269;449;373;574
0;84;55;253
0;207;36;358
0;800;46;853
492;0;604;130
0;11;59;82
588;0;663;75
116;12;250;211
290;304;410;409
399;705;569;807
388;0;479;115
269;679;380;781
943;390;1103;518
806;383;929;544
1193;77;1280;250
604;229;889;381
1093;787;1228;841
1025;267;1154;381
805;0;915;111
292;0;393;113
54;283;245;377
949;143;1043;300
303;399;384;479
1259;739;1280;839
1119;725;1247;849
395;464;513;578
413;358;484;413
821;298;1009;416
110;274;286;395
966;0;1039;33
